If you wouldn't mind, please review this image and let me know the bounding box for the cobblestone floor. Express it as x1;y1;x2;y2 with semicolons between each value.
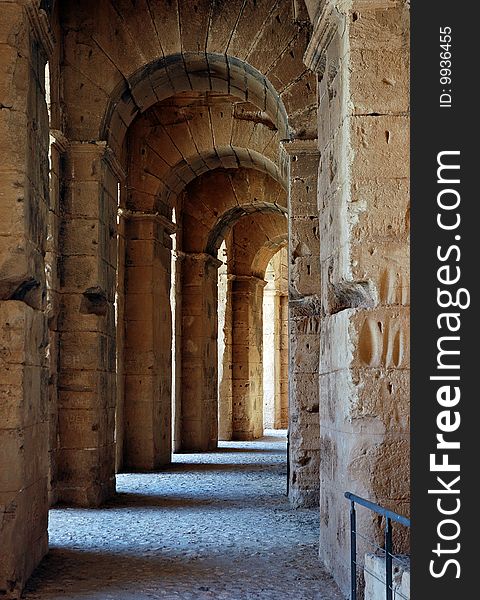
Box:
25;431;343;600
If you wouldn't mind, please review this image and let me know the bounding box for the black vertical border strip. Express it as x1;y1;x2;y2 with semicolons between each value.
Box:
411;1;477;597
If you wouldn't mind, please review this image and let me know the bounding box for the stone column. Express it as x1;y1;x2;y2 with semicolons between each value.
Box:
0;2;52;595
268;290;289;430
305;2;410;594
262;280;277;429
231;275;266;441
46;131;67;505
180;252;221;451
122;212;174;470
283;138;321;508
57;142;121;506
218;257;233;441
278;293;289;428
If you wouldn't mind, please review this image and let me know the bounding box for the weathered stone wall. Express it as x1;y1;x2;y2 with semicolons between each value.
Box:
304;0;410;594
283;139;321;509
364;554;410;600
0;1;51;595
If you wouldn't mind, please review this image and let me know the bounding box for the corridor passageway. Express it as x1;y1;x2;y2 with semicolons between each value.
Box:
24;432;342;600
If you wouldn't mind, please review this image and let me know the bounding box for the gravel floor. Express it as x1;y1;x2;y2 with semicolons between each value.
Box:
24;431;343;600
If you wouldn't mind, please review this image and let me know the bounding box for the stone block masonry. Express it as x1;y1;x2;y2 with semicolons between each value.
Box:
0;1;51;595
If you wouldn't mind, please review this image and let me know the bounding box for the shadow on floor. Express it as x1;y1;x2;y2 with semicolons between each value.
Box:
213;446;285;454
106;491;287;510
118;462;284;476
24;547;235;595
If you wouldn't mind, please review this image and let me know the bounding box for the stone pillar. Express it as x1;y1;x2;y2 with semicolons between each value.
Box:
218;254;233;441
122;212;174;470
262;279;277;430
305;2;410;594
0;2;51;595
283;139;321;508
115;198;126;471
171;246;183;453
57;142;121;506
279;294;289;428
180;252;221;451
231;275;266;440
46;131;67;505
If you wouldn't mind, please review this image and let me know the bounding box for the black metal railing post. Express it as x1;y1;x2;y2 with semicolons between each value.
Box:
350;500;357;600
385;517;393;600
344;492;410;600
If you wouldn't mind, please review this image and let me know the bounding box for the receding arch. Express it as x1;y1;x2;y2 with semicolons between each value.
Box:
180;168;287;255
101;52;290;151
206;204;287;256
251;234;289;279
160;147;285;208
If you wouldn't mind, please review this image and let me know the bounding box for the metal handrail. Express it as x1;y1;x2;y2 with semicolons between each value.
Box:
344;492;411;527
344;492;410;600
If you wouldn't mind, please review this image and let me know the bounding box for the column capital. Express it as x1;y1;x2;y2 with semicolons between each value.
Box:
119;208;177;235
66;141;126;181
180;252;223;269
228;274;268;288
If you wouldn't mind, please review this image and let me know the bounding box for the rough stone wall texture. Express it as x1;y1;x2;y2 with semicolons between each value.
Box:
0;1;50;595
284;140;321;509
364;554;410;600
306;1;410;594
57;143;118;506
122;215;173;469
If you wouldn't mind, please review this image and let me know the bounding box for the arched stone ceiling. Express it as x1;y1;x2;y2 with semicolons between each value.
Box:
180;168;287;254
229;212;288;278
61;0;316;146
207;205;287;256
126;92;286;212
250;234;289;278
